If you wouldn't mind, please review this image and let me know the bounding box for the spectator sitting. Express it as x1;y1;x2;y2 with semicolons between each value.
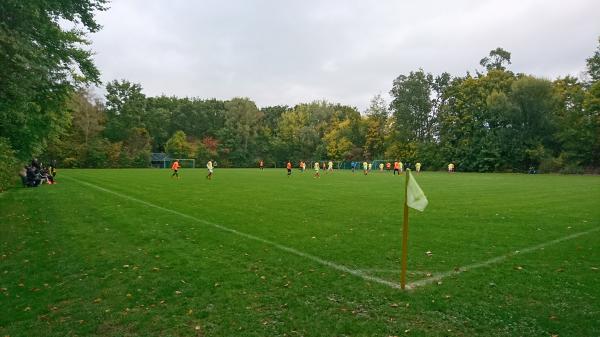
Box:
25;165;41;187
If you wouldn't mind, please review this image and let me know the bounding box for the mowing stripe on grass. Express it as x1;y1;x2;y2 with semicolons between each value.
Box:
408;226;600;289
64;176;403;290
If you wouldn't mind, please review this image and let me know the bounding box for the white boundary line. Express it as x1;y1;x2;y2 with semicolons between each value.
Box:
63;176;403;290
356;268;430;275
407;226;600;289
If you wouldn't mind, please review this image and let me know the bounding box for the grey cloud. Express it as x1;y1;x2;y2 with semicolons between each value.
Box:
90;0;600;111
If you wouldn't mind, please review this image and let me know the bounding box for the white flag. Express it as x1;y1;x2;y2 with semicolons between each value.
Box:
407;171;428;212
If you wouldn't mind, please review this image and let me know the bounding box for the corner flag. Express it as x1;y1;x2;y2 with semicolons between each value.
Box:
407;170;428;212
401;169;428;290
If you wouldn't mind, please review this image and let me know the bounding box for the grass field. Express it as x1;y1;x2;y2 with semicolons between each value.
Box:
1;168;599;336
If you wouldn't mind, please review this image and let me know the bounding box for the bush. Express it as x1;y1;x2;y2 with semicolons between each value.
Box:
0;138;20;192
538;156;563;173
559;165;584;175
62;157;78;168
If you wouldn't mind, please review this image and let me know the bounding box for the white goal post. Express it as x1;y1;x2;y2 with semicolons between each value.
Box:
168;158;195;168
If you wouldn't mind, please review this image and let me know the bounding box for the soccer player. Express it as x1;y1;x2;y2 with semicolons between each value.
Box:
393;161;400;175
286;161;292;176
259;160;264;170
313;161;320;178
448;163;454;173
416;162;422;173
386;162;391;172
399;161;404;173
206;160;214;180
327;160;333;173
363;161;368;175
379;163;384;172
171;159;180;179
368;162;372;172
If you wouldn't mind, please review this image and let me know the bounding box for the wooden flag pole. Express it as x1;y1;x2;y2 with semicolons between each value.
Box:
401;169;410;290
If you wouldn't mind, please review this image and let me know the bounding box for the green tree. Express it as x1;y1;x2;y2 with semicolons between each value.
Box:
438;70;516;171
0;0;107;160
70;89;105;146
586;37;600;82
122;128;152;167
363;94;389;159
219;98;263;165
324;119;355;160
165;131;193;159
0;138;19;191
43;89;105;167
508;76;556;169
104;80;147;141
551;77;593;167
480;47;512;72
582;81;600;166
390;69;434;143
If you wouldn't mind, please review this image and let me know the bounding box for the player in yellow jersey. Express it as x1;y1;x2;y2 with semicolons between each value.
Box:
206;160;214;179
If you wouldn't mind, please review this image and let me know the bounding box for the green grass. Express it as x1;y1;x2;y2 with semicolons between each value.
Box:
1;168;599;336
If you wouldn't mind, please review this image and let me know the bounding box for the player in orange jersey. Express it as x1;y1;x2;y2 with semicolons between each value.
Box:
171;160;180;179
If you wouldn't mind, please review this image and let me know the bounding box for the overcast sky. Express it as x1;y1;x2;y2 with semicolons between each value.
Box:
90;0;600;111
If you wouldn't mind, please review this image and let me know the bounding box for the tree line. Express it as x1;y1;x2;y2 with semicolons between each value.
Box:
1;0;599;191
43;45;600;173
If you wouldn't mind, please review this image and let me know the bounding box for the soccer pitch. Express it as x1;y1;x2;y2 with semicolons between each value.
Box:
1;169;599;336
